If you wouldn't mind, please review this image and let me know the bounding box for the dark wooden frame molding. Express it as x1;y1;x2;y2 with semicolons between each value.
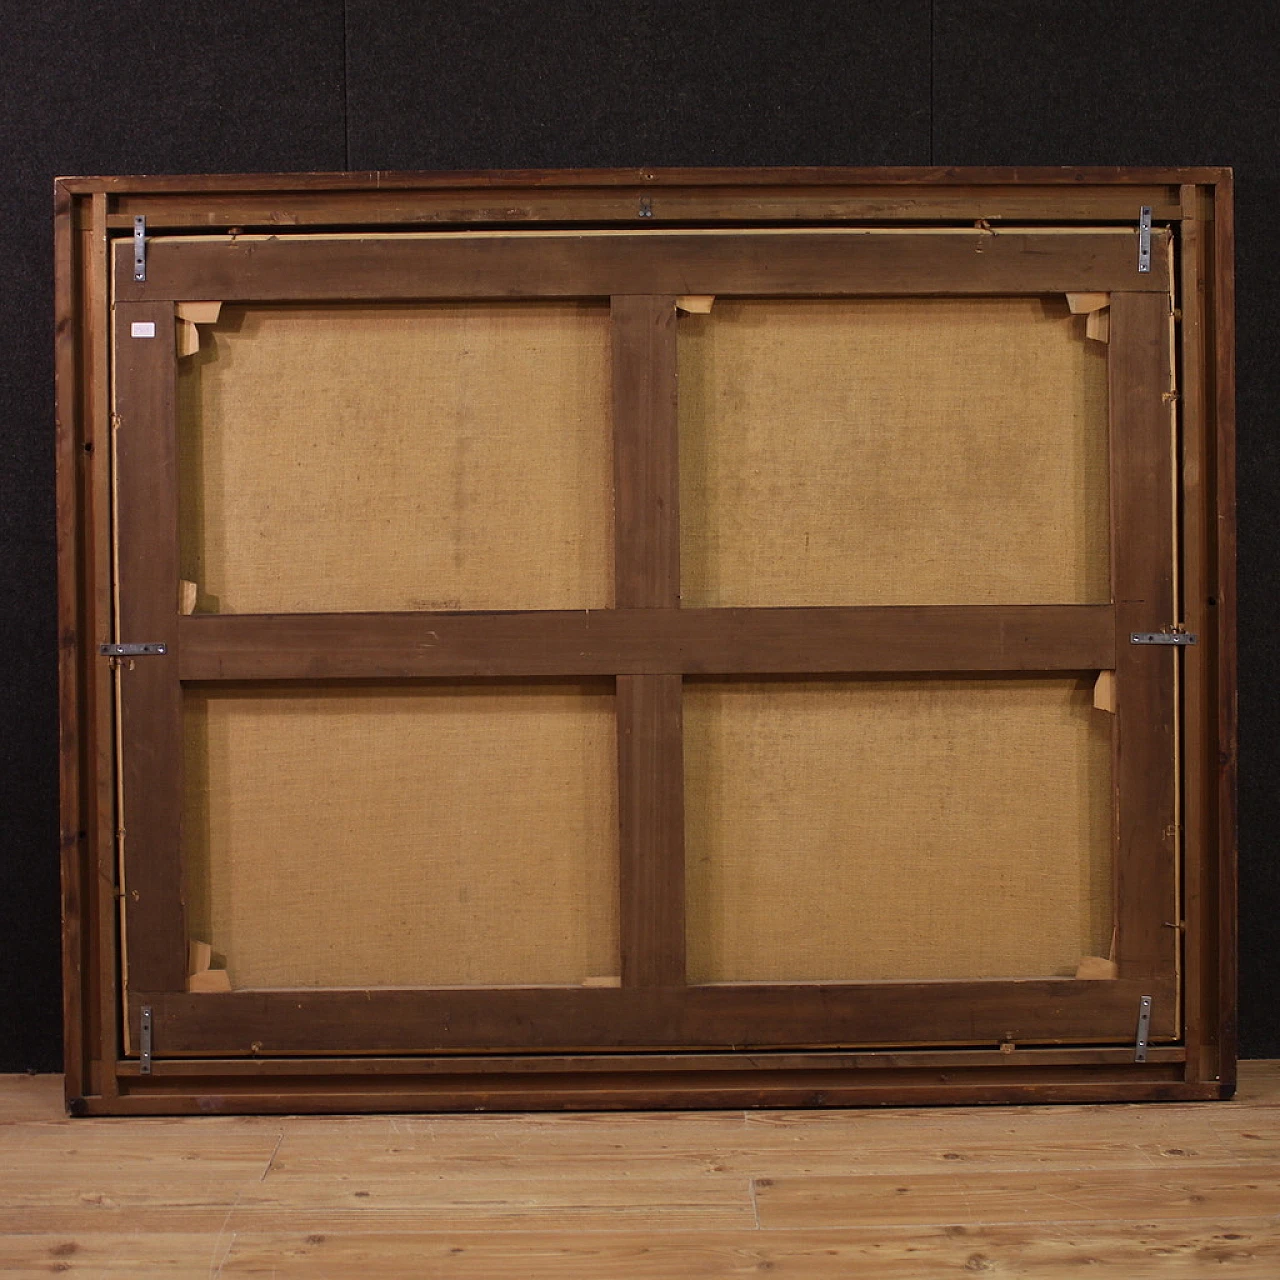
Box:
55;167;1236;1115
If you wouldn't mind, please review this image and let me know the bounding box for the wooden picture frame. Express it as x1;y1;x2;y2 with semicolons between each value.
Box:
55;168;1236;1114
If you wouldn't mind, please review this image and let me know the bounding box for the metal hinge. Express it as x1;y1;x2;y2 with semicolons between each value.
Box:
1134;994;1153;1062
1130;630;1198;646
1137;206;1152;273
139;1005;153;1075
99;642;168;657
133;216;147;281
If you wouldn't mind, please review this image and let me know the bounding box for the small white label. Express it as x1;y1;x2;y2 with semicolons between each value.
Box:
130;321;156;339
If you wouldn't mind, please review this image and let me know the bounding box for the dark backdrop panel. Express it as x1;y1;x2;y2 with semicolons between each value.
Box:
933;0;1278;1058
345;0;932;169
0;1;346;1072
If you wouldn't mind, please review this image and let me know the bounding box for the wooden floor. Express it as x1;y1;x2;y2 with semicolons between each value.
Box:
2;1066;1278;1277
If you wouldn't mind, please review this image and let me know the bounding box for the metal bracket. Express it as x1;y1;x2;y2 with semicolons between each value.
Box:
99;642;168;657
1130;631;1198;646
1134;994;1153;1062
133;216;147;282
1137;206;1152;273
139;1005;153;1075
638;196;653;218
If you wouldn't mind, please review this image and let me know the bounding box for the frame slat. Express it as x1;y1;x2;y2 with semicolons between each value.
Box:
613;296;686;988
617;674;686;987
114;301;188;993
114;230;1169;301
177;605;1116;680
132;977;1175;1056
1110;293;1179;986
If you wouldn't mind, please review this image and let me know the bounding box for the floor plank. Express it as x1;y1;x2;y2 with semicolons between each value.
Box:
0;1074;63;1123
5;1223;1278;1278
262;1107;1241;1177
753;1165;1280;1228
217;1222;1280;1278
1236;1060;1280;1103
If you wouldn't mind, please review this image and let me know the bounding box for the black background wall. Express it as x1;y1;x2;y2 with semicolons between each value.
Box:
2;1;1274;1071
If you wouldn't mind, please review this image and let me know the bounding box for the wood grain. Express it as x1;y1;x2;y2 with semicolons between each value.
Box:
1109;294;1178;993
753;1165;1280;1228
617;675;685;987
612;296;679;609
177;605;1116;680
102;185;1183;229
113;301;188;995
113;1044;1186;1080
126;978;1173;1057
219;1222;1280;1279
1212;173;1239;1089
90;1076;1220;1116
112;231;1169;302
0;1073;64;1122
1;1223;1272;1277
1;1064;1277;1276
54;175;86;1102
1179;182;1212;1084
60;164;1231;194
611;294;685;990
88;198;121;1098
